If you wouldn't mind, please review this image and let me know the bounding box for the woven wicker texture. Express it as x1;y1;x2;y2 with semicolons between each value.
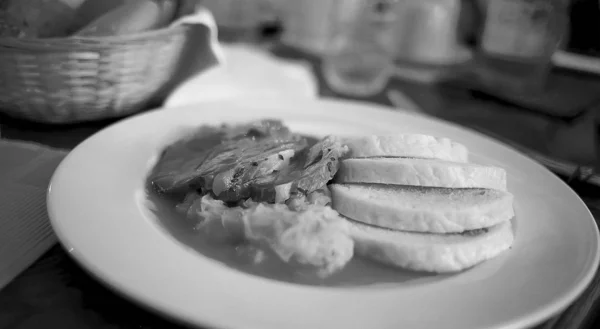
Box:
0;26;190;124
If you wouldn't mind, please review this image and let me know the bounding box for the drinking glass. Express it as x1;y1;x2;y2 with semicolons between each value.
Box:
321;0;398;97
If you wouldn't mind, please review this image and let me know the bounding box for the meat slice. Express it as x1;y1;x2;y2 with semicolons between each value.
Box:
150;126;224;194
249;136;349;203
149;119;298;194
212;148;295;198
203;136;308;201
150;121;348;206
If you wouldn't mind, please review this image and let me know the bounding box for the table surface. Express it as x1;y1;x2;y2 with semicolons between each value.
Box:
1;43;600;329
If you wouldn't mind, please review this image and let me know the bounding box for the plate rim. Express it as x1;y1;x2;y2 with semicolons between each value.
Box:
47;97;600;329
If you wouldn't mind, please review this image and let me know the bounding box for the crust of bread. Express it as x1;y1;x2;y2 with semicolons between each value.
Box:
336;158;507;191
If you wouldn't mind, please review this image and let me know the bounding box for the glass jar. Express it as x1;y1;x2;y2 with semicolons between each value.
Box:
321;0;398;97
473;0;569;95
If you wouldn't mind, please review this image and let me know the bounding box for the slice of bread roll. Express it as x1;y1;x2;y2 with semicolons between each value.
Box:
336;158;507;191
340;135;468;162
330;184;514;233
348;219;514;273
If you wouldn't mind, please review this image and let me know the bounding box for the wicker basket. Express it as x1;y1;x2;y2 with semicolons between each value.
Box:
0;25;193;124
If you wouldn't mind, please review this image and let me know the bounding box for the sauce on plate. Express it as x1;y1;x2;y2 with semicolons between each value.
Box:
145;191;449;287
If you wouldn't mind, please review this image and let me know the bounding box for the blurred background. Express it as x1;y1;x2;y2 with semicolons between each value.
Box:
204;0;600;172
204;0;600;176
1;0;599;178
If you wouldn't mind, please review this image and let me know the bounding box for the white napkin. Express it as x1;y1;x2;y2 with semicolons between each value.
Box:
157;0;319;107
163;43;318;108
170;0;225;64
0;141;67;290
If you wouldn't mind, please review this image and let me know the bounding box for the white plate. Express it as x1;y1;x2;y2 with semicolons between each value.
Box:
48;97;599;329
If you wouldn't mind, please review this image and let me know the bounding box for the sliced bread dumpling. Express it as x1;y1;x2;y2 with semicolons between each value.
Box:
336;158;507;191
340;134;468;162
348;219;514;273
330;184;514;233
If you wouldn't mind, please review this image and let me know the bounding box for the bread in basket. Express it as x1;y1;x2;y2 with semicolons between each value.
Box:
0;0;222;123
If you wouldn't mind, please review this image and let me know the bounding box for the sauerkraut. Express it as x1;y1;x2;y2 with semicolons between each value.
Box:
176;189;354;277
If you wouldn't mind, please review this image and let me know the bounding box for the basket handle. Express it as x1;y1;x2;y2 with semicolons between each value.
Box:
157;0;226;103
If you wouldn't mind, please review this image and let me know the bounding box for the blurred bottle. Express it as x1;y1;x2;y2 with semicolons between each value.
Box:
321;0;398;97
281;0;361;54
473;0;568;95
392;0;472;84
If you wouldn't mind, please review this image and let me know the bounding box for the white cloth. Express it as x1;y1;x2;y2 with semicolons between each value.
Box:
164;1;317;108
0;141;67;290
164;43;318;108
